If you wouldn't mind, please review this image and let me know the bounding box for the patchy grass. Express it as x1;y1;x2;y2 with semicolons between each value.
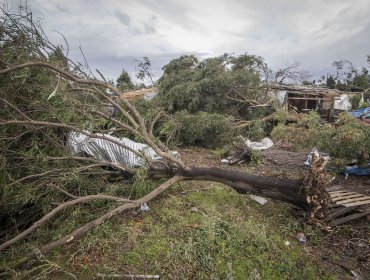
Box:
4;183;336;279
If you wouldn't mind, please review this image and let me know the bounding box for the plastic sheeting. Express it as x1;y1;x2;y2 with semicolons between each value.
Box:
345;164;370;176
67;131;179;167
348;107;370;118
244;137;274;151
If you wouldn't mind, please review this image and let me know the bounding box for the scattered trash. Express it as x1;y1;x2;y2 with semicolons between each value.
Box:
304;147;329;166
305;147;369;177
221;136;273;165
345;164;370;177
351;271;361;280
249;195;267;205
296;232;307;244
284;241;290;246
140;203;150;212
244;137;273;151
190;207;199;212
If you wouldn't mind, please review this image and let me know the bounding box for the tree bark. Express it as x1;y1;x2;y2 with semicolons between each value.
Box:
178;167;309;210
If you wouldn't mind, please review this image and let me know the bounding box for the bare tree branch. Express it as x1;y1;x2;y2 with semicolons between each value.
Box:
0;195;134;252
11;176;185;267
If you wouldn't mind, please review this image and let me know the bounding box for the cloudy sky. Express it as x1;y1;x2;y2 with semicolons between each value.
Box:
8;0;370;82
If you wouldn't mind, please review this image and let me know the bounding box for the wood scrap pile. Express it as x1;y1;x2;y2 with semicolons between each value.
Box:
225;137;253;165
303;150;370;228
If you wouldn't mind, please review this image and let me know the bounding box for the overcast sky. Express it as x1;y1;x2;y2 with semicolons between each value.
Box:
8;0;370;82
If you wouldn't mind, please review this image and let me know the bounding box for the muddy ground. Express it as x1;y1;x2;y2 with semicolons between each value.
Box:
180;145;370;279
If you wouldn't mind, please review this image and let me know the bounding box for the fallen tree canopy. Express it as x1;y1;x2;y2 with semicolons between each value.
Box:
0;5;354;269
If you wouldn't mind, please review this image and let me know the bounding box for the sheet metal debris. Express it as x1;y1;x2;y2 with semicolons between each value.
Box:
67;131;180;168
249;195;267;205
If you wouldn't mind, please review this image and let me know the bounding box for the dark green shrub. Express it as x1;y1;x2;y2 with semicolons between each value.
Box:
160;110;234;148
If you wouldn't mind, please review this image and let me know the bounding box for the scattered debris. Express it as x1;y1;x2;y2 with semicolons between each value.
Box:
190;207;199;212
244;137;274;151
140;203;150;212
222;136;273;165
345;164;370;177
304;147;329;166
348;107;370;118
67;131;180;168
249;195;267;206
296;232;307;244
284;241;290;246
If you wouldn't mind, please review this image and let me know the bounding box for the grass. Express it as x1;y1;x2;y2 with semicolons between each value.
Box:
2;183;336;279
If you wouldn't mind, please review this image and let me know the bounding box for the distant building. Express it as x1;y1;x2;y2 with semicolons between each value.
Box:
271;85;357;121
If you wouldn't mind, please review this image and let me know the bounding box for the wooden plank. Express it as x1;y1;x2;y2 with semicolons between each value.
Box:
330;194;360;200
328;206;358;220
330;193;361;199
329;190;350;194
337;197;370;204
331;194;365;202
329;210;370;227
341;200;370;207
329;190;355;197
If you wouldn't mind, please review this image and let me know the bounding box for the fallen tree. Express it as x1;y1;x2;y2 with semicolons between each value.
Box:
0;5;335;268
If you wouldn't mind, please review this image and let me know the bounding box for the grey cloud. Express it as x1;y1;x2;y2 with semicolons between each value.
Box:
17;0;370;82
115;11;156;35
143;23;155;34
115;11;131;26
56;3;68;13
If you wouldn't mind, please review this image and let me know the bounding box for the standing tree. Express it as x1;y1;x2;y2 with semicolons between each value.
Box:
116;69;134;91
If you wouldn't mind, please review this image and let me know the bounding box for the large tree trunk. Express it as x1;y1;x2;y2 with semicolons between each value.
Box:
178;167;309;210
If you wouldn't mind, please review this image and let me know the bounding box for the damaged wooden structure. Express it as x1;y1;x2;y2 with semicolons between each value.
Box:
272;85;357;121
326;186;370;227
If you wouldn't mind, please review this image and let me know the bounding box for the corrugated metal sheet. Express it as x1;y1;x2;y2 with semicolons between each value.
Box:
67;131;175;167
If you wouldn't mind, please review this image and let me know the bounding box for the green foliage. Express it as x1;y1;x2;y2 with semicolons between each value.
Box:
350;94;361;109
130;168;156;198
157;53;270;118
359;101;370;109
297;110;320;128
116;69;134;91
136;56;155;85
161;110;234;147
246;119;266;141
0;6;134;247
271;112;370;164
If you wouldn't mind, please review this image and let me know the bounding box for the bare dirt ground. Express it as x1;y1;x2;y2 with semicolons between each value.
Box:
180;145;370;279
